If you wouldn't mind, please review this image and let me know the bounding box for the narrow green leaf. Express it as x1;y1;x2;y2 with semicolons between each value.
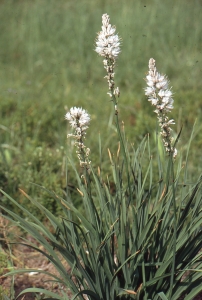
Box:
111;250;140;285
157;291;169;300
17;288;64;300
3;268;63;283
72;289;100;300
184;284;202;300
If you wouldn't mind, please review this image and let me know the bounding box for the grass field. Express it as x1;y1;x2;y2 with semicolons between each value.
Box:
0;0;202;217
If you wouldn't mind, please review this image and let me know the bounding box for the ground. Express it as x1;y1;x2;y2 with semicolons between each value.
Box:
0;239;71;300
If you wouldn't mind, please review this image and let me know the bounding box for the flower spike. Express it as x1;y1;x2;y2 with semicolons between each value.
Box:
65;107;91;170
95;13;121;60
145;58;177;158
95;13;121;111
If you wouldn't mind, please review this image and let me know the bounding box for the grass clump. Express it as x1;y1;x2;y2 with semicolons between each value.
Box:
0;0;202;221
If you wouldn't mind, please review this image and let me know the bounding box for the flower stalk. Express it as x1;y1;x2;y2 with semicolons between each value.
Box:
95;14;132;204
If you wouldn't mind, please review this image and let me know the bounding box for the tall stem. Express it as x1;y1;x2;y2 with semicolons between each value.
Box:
168;157;177;298
106;57;132;204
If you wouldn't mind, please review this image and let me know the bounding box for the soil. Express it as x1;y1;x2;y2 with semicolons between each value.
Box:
0;217;71;300
0;239;72;300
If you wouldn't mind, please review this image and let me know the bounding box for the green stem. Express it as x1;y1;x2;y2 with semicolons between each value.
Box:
80;144;91;192
169;157;177;299
111;93;132;206
77;131;92;197
106;57;132;210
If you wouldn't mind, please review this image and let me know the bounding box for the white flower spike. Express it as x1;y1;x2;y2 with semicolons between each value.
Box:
95;14;121;111
95;14;121;60
65;107;91;170
145;58;177;158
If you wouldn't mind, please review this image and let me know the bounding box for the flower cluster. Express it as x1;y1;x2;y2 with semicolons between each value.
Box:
145;58;177;158
95;14;121;111
95;13;121;60
65;107;91;169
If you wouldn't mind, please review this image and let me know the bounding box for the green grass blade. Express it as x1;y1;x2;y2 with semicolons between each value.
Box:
17;288;64;300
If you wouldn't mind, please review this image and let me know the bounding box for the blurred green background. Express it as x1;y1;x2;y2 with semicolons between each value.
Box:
0;0;202;217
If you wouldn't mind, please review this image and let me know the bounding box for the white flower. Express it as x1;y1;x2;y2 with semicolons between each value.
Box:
149;98;158;106
173;148;177;158
145;86;155;96
95;14;121;60
156;78;168;89
65;107;90;132
113;87;120;97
